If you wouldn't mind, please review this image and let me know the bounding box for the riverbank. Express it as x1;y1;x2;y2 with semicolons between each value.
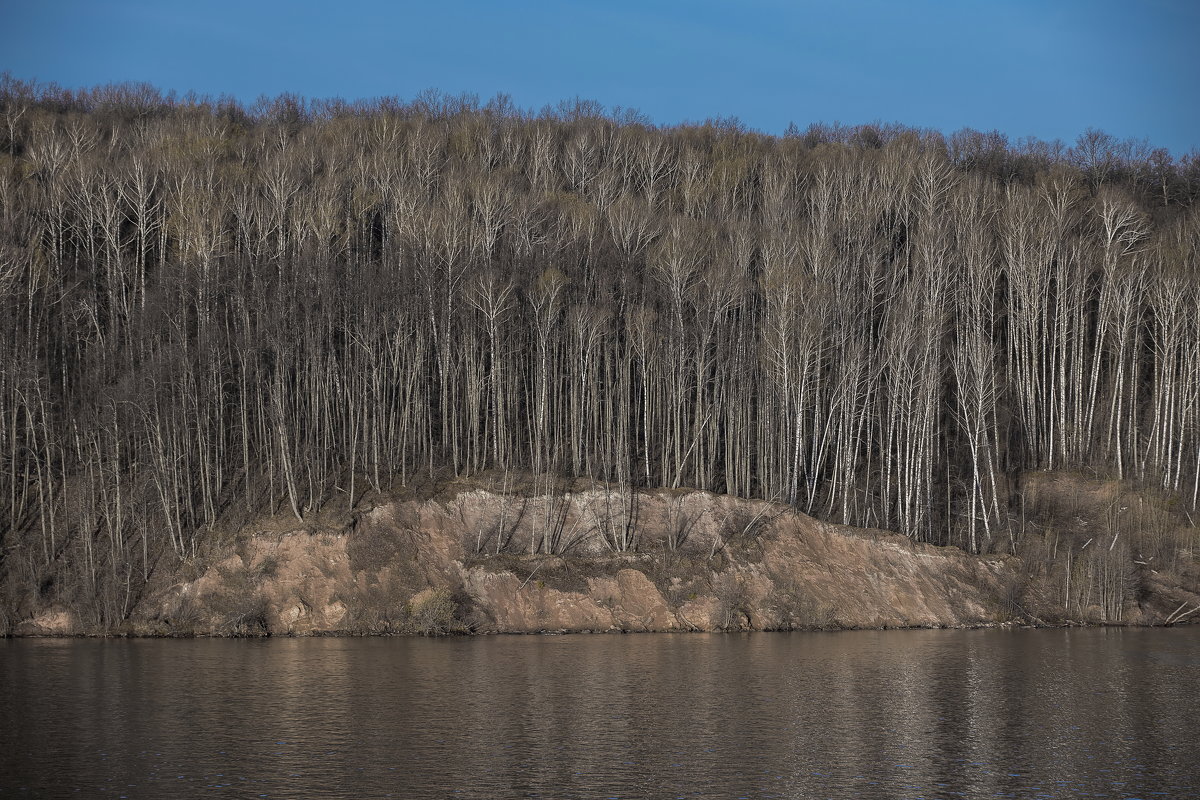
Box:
8;473;1199;637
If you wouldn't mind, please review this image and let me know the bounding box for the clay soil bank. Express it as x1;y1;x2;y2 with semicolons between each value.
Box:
10;476;1200;638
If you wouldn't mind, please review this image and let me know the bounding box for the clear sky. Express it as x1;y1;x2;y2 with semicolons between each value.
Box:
2;0;1196;155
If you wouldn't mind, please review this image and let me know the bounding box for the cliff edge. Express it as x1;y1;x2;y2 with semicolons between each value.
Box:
11;477;1199;636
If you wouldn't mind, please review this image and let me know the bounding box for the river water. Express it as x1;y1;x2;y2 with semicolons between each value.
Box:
1;628;1197;799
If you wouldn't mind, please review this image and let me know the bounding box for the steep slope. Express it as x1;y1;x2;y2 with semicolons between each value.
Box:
13;483;1198;636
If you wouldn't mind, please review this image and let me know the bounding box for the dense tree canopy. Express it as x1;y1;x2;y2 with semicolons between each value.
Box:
2;77;1198;626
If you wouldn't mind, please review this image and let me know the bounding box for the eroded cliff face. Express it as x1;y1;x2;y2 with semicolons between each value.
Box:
13;486;1200;637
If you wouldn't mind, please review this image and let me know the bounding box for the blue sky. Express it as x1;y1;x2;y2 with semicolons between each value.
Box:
2;0;1196;154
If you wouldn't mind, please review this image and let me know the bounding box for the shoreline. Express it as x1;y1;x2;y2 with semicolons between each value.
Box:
6;479;1199;639
8;611;1196;640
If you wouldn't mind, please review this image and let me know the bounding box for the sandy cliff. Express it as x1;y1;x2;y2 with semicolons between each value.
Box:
13;481;1198;636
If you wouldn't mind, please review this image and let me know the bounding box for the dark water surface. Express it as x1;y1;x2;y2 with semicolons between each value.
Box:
2;628;1198;799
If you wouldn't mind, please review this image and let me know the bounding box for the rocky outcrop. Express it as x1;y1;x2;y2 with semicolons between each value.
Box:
12;485;1199;637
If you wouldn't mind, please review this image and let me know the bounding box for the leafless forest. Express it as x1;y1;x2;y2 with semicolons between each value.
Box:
2;78;1199;625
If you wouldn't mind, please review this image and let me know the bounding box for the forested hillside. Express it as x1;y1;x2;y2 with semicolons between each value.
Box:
1;78;1198;628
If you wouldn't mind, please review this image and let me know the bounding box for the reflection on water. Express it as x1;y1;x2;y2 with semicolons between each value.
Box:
2;628;1198;798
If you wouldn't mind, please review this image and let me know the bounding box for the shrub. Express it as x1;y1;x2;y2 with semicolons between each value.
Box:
408;588;466;636
711;573;752;630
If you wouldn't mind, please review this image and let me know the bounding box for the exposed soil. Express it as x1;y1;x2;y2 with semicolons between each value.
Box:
11;474;1199;637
